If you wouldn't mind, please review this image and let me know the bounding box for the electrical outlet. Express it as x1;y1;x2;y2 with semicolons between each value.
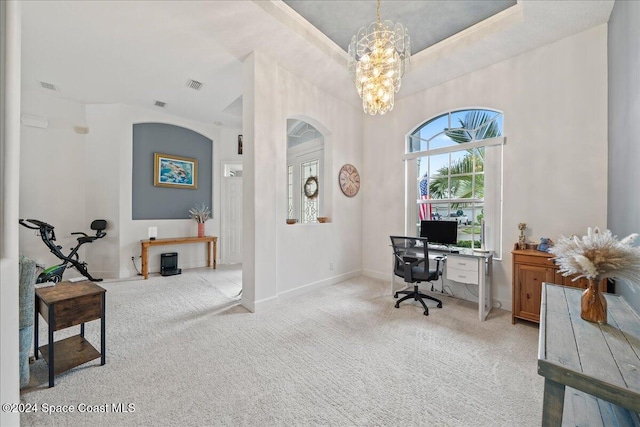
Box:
329;262;334;271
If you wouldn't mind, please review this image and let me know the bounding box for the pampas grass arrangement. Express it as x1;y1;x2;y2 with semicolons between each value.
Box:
550;227;640;284
188;203;211;223
551;227;640;323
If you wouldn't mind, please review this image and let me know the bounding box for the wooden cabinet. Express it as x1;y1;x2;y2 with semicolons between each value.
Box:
512;249;606;324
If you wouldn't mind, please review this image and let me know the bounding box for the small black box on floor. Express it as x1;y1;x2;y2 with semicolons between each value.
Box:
160;252;181;276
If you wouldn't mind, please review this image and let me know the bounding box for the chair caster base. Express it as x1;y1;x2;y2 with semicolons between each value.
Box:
394;293;399;299
437;302;442;308
424;311;429;316
395;303;400;308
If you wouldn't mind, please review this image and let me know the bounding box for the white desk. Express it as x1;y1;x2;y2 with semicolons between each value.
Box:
391;247;493;321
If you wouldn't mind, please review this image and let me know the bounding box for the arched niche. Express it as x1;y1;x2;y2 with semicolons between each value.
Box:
286;116;332;223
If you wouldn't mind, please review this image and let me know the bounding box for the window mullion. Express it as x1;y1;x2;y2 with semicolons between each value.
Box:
417;198;483;205
403;136;505;160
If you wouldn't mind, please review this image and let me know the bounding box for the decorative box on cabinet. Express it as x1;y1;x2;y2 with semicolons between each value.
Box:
511;249;606;324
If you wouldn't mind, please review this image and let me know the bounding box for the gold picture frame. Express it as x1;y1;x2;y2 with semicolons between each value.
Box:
153;153;198;189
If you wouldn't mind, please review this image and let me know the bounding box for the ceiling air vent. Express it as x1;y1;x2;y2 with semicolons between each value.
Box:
154;100;167;108
39;81;58;91
186;79;203;91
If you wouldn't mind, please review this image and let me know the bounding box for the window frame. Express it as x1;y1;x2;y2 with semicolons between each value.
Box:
405;109;505;259
287;141;324;224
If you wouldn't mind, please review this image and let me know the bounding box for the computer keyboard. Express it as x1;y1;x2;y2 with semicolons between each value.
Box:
428;244;462;253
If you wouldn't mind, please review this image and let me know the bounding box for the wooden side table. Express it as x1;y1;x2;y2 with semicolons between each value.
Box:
34;281;106;387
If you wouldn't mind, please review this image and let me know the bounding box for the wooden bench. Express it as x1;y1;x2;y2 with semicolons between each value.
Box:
562;387;639;426
538;284;640;427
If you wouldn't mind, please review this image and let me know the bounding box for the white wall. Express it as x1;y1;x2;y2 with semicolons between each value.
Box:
219;126;243;162
242;51;363;312
1;2;21;425
242;52;278;310
275;67;363;298
362;25;609;310
608;0;640;311
241;53;258;310
19;91;88;273
83;105;125;279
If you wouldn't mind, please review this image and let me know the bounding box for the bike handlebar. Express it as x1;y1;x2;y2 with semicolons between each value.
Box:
19;219;53;230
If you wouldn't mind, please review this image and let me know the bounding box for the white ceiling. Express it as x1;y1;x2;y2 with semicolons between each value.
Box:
21;1;614;129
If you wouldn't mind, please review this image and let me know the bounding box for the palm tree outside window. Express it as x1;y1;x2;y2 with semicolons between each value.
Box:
405;109;505;256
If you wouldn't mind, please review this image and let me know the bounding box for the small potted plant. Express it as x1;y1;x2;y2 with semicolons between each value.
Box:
189;203;211;237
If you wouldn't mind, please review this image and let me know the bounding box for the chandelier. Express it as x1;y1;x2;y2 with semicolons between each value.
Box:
347;0;410;115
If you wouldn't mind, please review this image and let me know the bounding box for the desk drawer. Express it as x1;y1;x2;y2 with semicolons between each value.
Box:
447;256;479;272
514;254;555;268
53;293;103;330
447;267;479;285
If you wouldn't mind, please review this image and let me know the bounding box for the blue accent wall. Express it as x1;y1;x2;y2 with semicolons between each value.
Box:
132;123;212;220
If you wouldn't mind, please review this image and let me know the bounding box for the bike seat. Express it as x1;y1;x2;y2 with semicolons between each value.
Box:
77;235;99;244
74;220;107;244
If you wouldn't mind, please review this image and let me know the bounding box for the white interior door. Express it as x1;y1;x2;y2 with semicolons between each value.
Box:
222;163;243;264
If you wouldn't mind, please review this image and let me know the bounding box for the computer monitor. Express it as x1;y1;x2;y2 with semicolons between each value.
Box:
420;220;458;246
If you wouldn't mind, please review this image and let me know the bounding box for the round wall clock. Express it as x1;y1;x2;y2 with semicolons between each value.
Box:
303;176;319;199
339;164;360;197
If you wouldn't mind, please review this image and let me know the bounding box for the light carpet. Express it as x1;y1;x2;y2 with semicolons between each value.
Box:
21;267;543;426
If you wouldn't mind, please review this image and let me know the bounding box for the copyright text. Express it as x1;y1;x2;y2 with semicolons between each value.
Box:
2;402;135;414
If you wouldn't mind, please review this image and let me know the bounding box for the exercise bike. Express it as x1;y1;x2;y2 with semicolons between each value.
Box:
19;218;107;283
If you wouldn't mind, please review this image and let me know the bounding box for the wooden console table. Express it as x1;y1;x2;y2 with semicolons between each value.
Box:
140;236;217;279
34;281;106;387
538;283;640;426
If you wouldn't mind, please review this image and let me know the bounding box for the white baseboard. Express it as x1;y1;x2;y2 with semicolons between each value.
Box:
276;269;362;302
243;270;361;313
249;295;278;313
240;297;255;313
66;270;120;281
119;259;214;279
493;297;511;312
362;269;389;282
176;260;212;270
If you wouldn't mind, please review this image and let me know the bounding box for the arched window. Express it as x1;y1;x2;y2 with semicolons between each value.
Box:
405;109;505;257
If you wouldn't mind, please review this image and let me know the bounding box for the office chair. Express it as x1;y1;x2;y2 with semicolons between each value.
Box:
390;236;444;316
